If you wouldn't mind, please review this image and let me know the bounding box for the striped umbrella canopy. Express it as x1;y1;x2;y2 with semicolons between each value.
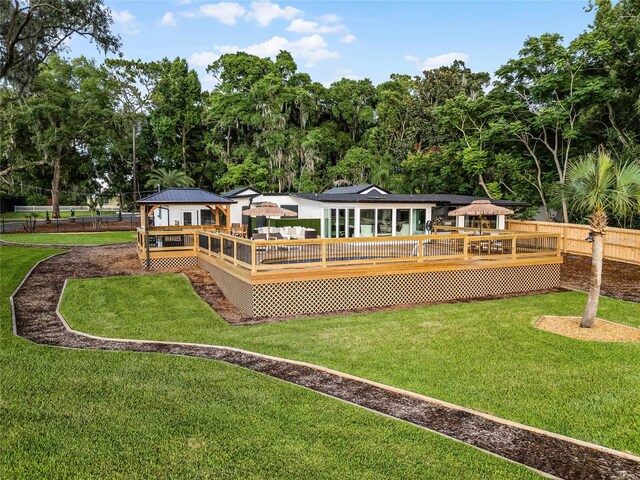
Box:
242;202;297;239
448;200;514;234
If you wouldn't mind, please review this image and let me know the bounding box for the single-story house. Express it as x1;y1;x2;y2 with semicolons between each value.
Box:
222;184;527;238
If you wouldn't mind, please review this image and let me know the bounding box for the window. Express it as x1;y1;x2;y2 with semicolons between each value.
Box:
397;209;410;236
183;211;192;226
200;209;213;225
412;209;426;234
360;209;375;237
377;209;392;235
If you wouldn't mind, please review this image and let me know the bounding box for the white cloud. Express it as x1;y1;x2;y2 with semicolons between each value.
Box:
335;67;360;81
340;34;356;44
160;12;177;26
112;10;139;34
215;34;339;66
405;52;469;71
317;14;340;24
247;1;302;27
199;2;246;25
286;19;343;34
189;51;220;67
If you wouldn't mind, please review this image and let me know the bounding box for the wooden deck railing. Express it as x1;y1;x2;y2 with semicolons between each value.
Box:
138;227;561;272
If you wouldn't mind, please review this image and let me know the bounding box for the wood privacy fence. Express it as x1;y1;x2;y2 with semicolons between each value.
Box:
507;220;640;265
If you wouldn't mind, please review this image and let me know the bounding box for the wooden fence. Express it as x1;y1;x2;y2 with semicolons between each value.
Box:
507;220;640;265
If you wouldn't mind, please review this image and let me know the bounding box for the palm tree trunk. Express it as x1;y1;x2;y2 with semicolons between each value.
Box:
581;232;603;328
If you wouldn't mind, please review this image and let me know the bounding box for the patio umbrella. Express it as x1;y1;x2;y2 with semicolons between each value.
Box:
448;200;514;235
242;202;297;239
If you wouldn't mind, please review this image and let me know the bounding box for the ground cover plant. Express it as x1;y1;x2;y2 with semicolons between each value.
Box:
0;231;136;245
0;245;539;479
62;273;640;455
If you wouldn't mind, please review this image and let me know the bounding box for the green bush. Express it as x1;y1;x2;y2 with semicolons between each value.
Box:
25;192;48;206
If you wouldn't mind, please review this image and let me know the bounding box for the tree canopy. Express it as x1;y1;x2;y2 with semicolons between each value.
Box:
1;0;638;228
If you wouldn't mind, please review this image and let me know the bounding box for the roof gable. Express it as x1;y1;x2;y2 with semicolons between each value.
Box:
324;184;390;195
221;186;260;197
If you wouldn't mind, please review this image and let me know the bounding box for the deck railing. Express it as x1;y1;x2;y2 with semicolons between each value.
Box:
138;227;561;272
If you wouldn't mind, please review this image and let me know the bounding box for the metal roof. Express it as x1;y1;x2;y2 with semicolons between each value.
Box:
323;184;390;195
293;192;528;207
221;186;260;197
137;188;235;205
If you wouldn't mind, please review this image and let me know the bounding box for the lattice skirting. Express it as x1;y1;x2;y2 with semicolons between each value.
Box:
143;256;198;269
197;260;561;318
251;263;561;318
197;259;253;316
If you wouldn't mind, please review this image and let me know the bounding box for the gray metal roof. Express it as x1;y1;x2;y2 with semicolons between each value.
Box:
221;186;260;197
293;192;528;207
137;188;235;204
323;184;390;195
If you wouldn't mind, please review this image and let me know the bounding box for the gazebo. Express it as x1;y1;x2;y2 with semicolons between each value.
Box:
137;187;236;234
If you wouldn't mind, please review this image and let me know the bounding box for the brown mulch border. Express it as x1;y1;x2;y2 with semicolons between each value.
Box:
8;245;640;480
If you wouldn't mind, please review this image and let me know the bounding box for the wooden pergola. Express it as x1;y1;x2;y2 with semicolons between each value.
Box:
137;188;236;235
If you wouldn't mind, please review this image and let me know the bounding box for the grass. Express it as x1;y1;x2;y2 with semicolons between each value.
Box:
0;231;136;245
61;273;640;456
0;244;539;479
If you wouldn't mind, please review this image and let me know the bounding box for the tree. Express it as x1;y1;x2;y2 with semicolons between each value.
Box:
105;59;159;201
27;55;109;217
561;151;640;327
151;58;203;173
144;167;194;190
1;0;120;93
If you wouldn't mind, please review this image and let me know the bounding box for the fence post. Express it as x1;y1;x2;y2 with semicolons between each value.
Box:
418;238;424;262
562;225;568;253
463;236;469;260
511;236;517;259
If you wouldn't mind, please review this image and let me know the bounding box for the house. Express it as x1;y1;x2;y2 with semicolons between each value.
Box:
222;184;527;238
138;187;235;229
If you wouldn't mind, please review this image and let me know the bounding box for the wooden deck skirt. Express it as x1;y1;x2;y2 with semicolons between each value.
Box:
138;229;563;317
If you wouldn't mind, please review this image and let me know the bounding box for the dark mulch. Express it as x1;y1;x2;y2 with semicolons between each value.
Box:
10;245;640;480
4;219;136;234
561;255;640;303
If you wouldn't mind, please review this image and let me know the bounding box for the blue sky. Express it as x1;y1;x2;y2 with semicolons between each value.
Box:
68;1;595;89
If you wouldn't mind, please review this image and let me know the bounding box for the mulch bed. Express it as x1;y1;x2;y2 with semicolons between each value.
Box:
9;244;640;479
561;255;640;303
4;220;136;233
535;316;640;342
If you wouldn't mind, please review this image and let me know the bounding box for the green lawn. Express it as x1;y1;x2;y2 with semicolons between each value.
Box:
1;245;539;479
61;273;640;456
0;231;136;245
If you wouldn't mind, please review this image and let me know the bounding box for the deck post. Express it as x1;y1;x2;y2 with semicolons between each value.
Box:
463;235;469;260
321;240;327;268
251;242;257;273
144;206;150;269
511;236;517;259
417;238;424;262
233;237;238;265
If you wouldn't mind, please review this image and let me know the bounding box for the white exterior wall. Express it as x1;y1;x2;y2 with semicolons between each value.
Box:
152;204;206;227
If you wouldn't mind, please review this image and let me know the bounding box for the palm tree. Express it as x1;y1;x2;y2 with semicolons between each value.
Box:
145;168;195;190
561;150;640;327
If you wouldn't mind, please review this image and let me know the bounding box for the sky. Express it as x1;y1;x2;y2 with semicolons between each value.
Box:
67;0;595;89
